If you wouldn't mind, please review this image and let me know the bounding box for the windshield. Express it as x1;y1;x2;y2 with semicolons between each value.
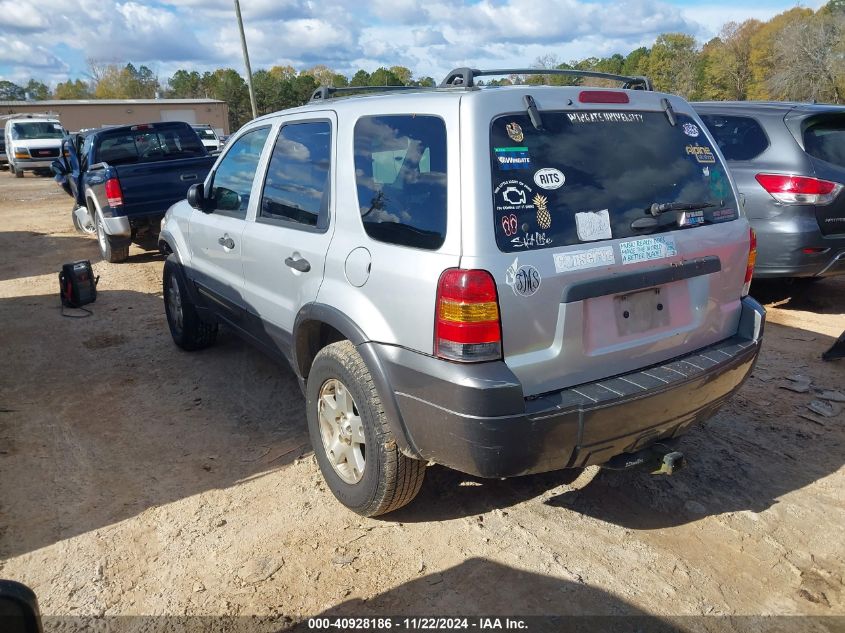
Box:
11;121;64;140
490;111;737;252
95;126;205;165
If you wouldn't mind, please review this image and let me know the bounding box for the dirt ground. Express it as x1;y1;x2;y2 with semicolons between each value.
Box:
1;174;843;631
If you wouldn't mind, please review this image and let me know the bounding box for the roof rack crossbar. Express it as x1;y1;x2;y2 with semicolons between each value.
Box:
310;85;426;102
439;67;653;91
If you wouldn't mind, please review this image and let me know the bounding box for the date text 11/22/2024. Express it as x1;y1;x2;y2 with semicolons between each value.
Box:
307;617;529;630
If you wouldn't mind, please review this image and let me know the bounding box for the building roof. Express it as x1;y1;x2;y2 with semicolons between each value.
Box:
0;98;225;106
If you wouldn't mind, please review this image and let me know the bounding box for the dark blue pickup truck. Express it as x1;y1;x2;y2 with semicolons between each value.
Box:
54;121;215;262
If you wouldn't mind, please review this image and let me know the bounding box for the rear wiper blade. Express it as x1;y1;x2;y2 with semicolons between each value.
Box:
524;95;543;130
649;201;717;217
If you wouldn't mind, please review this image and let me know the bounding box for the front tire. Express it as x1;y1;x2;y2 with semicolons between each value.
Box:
95;213;129;263
163;255;217;351
306;340;426;517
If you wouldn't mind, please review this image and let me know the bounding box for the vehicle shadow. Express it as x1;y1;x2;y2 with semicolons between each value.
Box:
750;276;845;314
0;231;99;283
292;558;676;629
0;288;310;559
392;324;845;528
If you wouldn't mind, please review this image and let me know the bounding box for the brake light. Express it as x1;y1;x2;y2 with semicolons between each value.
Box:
130;124;153;131
578;90;629;104
435;269;502;362
755;174;842;205
742;228;757;297
105;177;123;207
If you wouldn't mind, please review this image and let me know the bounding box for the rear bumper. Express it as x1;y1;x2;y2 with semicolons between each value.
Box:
751;216;845;278
375;297;765;478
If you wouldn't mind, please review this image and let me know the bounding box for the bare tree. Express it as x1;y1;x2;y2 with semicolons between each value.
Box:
769;12;845;103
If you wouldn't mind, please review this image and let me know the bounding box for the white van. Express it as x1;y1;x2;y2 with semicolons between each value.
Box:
3;115;66;178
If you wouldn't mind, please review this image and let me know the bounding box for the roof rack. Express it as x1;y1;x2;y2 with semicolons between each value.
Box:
310;85;425;102
439;67;653;91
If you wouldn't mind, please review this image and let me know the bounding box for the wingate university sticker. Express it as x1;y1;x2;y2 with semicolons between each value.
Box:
495;147;532;170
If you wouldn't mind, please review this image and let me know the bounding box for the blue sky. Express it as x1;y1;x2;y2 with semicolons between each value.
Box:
0;0;826;88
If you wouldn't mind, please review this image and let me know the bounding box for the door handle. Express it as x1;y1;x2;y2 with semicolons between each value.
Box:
284;255;311;273
181;173;197;181
218;235;235;249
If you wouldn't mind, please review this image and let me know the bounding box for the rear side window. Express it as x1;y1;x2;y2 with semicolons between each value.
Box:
260;121;332;230
491;111;737;253
803;116;845;168
95;126;205;165
698;114;768;161
354;115;447;250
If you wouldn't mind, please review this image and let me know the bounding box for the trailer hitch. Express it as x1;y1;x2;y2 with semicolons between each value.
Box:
601;443;686;476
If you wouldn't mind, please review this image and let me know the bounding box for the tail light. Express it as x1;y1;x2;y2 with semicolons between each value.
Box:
435;269;502;362
105;177;123;207
742;228;757;297
755;174;842;205
578;90;629;104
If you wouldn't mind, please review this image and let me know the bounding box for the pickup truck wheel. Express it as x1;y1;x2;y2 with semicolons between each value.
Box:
163;256;218;351
95;215;129;263
307;340;426;517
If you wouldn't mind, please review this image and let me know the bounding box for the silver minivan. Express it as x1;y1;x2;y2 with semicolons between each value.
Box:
160;68;765;516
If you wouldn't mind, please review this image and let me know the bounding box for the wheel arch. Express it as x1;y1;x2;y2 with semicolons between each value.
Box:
294;303;421;459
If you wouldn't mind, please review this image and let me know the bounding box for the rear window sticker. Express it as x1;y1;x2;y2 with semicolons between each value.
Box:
533;194;551;229
679;210;705;227
553;246;616;273
505;257;542;297
494;147;532;170
620;236;678;265
494;179;533;210
506;122;524;143
501;213;518;236
575;209;612;241
712;208;736;220
702;166;710;177
709;167;730;199
533;167;565;190
512;232;553;249
683;123;700;137
686;144;715;164
566;112;644;124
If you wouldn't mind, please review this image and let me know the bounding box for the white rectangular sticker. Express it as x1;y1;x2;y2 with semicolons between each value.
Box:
619;236;678;265
554;246;616;273
575;209;612;241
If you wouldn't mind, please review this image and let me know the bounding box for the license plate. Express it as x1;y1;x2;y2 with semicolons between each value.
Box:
615;288;670;336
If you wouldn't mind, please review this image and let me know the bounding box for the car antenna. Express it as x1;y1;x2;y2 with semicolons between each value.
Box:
661;97;677;126
524;95;543;130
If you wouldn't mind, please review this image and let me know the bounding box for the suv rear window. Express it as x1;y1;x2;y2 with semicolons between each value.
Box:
698;114;768;161
354;115;447;250
803;116;845;168
491;111;736;252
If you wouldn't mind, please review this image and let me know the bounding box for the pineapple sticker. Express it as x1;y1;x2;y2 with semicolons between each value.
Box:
533;193;551;230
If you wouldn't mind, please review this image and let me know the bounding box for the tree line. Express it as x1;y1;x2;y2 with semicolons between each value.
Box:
1;0;842;132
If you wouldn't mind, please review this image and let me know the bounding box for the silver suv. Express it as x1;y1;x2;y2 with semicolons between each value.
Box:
160;68;766;516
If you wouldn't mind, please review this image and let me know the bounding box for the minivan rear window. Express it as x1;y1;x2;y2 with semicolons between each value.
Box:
490;111;737;252
804;116;845;168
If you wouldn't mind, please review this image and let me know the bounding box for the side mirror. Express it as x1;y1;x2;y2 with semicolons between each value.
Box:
187;183;212;213
50;159;67;177
0;580;43;633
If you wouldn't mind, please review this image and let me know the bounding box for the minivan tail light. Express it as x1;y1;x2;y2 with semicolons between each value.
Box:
742;228;757;297
578;90;629;104
435;269;502;363
755;173;842;205
105;177;123;207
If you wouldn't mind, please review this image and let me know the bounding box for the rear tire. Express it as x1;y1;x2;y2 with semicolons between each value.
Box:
306;340;426;517
95;213;129;263
163;255;218;351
